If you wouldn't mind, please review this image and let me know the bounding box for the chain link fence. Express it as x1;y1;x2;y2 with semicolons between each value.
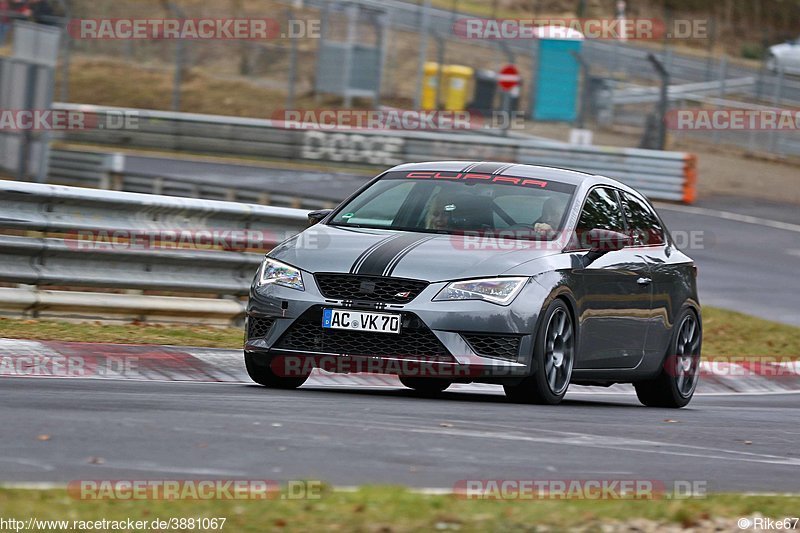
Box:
3;0;799;158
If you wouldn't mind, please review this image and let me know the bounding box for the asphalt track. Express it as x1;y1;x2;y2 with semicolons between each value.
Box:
3;160;797;492
1;377;799;492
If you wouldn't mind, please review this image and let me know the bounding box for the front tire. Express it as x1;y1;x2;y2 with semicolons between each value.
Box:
244;352;309;389
504;299;575;405
634;308;701;408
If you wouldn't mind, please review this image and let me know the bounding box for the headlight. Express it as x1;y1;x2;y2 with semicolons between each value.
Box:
258;258;304;291
433;277;527;305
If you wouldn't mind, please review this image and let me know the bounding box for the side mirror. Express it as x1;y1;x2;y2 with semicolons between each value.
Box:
307;209;332;227
583;228;631;262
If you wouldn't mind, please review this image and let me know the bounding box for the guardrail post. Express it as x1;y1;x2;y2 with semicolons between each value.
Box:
109;152;126;191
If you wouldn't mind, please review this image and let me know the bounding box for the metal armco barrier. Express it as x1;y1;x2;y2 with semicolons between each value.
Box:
0;181;309;324
52;103;698;203
47;148;337;210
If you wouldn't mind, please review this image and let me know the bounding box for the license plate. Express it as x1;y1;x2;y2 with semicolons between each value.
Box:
322;308;401;334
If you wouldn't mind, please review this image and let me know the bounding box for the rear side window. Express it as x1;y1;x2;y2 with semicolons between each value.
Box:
621;192;665;245
576;187;625;239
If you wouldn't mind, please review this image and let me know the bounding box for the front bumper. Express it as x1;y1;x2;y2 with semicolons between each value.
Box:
245;271;550;379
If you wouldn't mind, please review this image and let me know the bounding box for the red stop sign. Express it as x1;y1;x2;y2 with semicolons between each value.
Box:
497;64;520;92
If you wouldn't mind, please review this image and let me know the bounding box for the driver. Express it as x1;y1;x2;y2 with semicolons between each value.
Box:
533;197;562;232
424;193;455;230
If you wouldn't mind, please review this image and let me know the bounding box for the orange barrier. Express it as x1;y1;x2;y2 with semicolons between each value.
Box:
682;153;698;204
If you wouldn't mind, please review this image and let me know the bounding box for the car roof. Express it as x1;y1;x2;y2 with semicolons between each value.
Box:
386;161;639;196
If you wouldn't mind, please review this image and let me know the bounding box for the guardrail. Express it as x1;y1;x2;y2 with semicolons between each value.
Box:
611;77;755;105
52;103;698;203
0;180;308;324
48;148;338;210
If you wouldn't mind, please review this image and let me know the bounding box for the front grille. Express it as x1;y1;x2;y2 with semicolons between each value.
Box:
247;317;276;339
275;307;450;359
315;274;428;304
462;333;522;361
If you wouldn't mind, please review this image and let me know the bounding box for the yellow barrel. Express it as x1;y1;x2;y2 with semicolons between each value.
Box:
441;65;474;111
421;62;441;110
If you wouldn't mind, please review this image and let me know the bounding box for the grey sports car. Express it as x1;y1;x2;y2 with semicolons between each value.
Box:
244;161;701;407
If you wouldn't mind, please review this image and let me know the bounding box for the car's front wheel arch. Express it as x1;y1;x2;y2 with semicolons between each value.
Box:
530;287;580;374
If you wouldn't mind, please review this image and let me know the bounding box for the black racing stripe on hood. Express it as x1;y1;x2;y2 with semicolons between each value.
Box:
349;233;403;274
355;233;433;276
384;235;438;276
468;162;513;174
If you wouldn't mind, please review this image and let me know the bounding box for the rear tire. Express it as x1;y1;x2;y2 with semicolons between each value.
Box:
244;352;309;389
504;299;574;405
634;308;701;408
399;376;451;394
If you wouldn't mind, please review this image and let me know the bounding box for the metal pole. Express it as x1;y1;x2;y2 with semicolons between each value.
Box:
168;3;186;112
712;55;727;144
647;53;669;150
375;10;390;108
413;0;431;109
434;33;444;110
571;51;589;130
341;4;358;107
37;65;56;183
769;68;784;154
18;64;36;181
286;8;297;110
59;3;72;102
172;40;184;111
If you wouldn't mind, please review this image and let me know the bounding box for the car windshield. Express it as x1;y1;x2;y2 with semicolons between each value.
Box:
329;170;576;240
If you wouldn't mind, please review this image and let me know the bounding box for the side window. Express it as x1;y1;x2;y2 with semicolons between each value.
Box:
576;187;625;241
621;192;665;245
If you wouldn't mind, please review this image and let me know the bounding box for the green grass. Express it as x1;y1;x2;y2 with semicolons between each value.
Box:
1;306;798;358
701;307;800;359
0;487;798;531
0;318;242;348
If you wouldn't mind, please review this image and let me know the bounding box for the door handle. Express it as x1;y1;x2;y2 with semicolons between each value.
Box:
637;277;652;286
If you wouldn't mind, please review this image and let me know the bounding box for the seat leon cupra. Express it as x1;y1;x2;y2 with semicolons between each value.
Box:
244;162;701;407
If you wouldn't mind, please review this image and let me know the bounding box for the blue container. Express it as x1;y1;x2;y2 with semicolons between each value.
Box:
531;27;584;122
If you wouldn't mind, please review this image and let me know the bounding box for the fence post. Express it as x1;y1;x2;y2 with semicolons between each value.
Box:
646;53;669;150
712;55;727;145
768;68;784;154
413;0;431;109
341;4;358;107
286;8;297;110
570;51;590;130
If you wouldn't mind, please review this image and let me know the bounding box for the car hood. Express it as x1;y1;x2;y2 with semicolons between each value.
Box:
268;224;561;282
